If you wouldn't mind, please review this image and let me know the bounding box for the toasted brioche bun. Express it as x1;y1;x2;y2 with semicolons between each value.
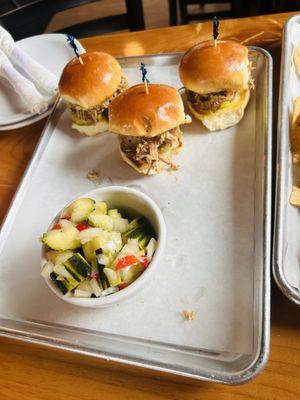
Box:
187;88;250;131
119;149;158;175
120;151;167;175
59;51;122;109
179;40;249;94
109;84;190;137
72;119;108;136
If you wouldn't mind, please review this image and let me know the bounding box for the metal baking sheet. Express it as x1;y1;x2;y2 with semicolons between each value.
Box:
274;15;300;305
0;49;272;383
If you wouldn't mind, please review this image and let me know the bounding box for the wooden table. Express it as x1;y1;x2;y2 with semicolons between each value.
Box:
0;12;299;400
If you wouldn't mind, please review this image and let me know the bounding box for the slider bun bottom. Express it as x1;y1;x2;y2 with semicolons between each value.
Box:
72;119;108;136
119;144;181;175
187;88;250;132
119;147;161;175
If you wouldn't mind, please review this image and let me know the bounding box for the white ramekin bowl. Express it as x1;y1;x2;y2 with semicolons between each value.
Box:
41;186;166;307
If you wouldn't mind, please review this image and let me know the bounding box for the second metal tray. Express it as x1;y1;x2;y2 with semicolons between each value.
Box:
274;15;300;305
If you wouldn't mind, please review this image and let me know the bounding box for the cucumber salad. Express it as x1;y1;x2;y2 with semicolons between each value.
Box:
41;198;157;298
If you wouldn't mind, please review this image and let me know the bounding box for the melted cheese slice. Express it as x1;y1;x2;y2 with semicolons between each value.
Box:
200;90;248;116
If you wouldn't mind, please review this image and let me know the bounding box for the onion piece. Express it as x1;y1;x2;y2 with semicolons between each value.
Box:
97;254;109;266
59;219;74;229
102;286;119;296
79;228;103;244
90;278;102;297
74;289;91;298
41;261;54;278
146;238;157;261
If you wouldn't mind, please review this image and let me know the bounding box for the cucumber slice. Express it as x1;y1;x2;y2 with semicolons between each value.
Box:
46;250;74;265
97;259;110;289
122;263;145;285
42;226;80;251
64;198;95;223
112;217;129;233
125;228;150;248
108;209;121;218
102;232;123;253
126;227;144;239
90;259;105;291
138;235;151;249
103;268;122;286
123;217;154;249
82;237;103;262
94;201;107;214
126;217;141;231
53;264;80;289
50;272;71;294
78;228;103;245
63;253;92;279
88;212;113;231
50;272;58;282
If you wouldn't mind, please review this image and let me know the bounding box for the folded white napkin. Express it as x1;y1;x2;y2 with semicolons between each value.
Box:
0;25;58;95
0;49;49;114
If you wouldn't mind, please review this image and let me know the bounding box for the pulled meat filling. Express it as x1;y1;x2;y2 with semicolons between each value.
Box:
69;75;127;125
119;127;183;171
187;70;254;114
187;90;236;113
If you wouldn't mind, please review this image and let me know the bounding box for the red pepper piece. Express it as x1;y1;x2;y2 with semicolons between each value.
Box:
76;221;89;231
52;223;61;230
115;255;139;270
90;271;99;279
119;282;129;290
140;255;149;267
61;216;71;220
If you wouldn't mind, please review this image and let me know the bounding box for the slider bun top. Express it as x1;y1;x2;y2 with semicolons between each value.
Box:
179;40;250;94
109;83;187;137
59;51;122;109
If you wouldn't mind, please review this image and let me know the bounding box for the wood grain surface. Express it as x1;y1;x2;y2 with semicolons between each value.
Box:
0;12;299;400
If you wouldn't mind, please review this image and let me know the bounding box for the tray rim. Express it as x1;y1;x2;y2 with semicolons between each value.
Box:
0;47;272;384
273;14;300;305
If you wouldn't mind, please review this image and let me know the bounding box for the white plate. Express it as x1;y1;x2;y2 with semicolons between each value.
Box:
0;33;84;129
0;110;50;130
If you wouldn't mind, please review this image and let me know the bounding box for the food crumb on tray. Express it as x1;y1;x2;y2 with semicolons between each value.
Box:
182;309;195;321
290;185;300;207
86;170;100;183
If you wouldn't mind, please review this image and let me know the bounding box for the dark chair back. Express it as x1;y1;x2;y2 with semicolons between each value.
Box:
169;0;251;26
0;0;145;40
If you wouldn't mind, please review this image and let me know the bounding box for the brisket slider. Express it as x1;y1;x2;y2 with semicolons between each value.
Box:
59;51;127;136
109;83;191;175
179;40;253;131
